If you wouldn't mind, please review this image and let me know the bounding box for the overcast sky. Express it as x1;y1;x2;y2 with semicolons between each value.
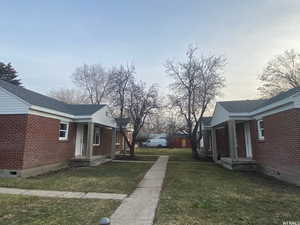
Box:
1;0;300;101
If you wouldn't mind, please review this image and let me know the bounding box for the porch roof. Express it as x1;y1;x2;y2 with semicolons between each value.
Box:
219;99;266;113
210;86;300;127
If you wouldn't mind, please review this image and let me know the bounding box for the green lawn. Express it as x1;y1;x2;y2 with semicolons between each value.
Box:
115;154;158;161
155;161;300;225
136;147;195;161
0;162;152;194
2;148;299;225
0;194;119;225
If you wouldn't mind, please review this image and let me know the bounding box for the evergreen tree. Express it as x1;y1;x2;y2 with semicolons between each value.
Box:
0;62;22;86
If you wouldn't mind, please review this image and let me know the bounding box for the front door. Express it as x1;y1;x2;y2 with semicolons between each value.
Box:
75;124;83;156
244;122;253;158
75;124;88;157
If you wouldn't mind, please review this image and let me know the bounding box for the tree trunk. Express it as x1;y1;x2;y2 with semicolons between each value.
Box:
129;144;135;157
191;138;199;160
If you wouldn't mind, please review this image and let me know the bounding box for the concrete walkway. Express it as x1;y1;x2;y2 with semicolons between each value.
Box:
0;187;126;200
111;156;169;225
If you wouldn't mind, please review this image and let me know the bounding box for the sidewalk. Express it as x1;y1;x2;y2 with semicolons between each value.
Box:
111;155;169;225
0;187;126;200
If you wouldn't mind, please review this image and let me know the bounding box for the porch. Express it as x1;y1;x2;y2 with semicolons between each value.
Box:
71;122;116;167
217;157;256;171
211;120;256;171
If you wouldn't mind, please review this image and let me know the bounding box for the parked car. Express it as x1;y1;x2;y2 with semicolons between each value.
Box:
143;138;168;147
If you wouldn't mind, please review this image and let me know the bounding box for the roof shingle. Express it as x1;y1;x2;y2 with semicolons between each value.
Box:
219;99;267;113
254;87;300;109
0;79;105;116
218;86;300;113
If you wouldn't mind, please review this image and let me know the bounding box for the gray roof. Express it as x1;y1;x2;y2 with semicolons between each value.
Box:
218;86;300;113
0;79;105;116
202;117;212;126
219;99;267;113
254;86;300;110
173;131;189;137
66;104;106;116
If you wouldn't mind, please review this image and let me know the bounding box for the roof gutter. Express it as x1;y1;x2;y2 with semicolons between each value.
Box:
30;105;93;120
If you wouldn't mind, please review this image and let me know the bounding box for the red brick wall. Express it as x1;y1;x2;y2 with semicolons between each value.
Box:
216;126;229;157
93;127;112;156
0;115;27;169
22;114;76;169
250;109;300;179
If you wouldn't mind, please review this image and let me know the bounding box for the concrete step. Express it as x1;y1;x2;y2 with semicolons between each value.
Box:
220;157;256;171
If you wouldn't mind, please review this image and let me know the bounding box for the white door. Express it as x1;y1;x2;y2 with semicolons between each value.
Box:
244;122;253;158
75;124;84;156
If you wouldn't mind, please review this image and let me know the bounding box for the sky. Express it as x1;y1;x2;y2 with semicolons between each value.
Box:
1;0;300;101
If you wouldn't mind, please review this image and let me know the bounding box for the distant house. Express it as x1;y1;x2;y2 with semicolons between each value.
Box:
169;131;191;148
202;87;300;185
0;80;118;177
168;118;211;149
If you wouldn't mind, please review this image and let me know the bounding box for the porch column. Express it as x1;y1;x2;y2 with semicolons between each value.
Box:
227;120;238;160
211;127;218;162
111;128;117;159
86;122;94;159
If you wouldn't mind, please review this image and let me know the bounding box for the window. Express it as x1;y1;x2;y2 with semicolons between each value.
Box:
257;119;264;140
59;122;69;140
93;127;101;145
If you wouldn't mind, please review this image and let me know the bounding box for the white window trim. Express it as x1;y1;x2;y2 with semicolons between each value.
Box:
93;127;101;146
257;119;264;140
59;122;69;141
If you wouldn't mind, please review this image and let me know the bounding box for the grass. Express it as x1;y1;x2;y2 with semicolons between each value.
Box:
0;194;119;225
136;147;196;161
0;162;152;194
3;148;298;225
154;161;300;225
115;154;158;161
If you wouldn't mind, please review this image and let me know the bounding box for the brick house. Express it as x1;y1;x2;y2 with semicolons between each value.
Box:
203;87;300;185
0;80;118;177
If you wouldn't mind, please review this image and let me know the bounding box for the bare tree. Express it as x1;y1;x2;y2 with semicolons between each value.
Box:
165;106;185;136
142;105;168;134
139;104;185;143
147;114;166;133
109;65;160;157
166;46;226;158
258;49;300;98
72;64;111;104
49;88;88;104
